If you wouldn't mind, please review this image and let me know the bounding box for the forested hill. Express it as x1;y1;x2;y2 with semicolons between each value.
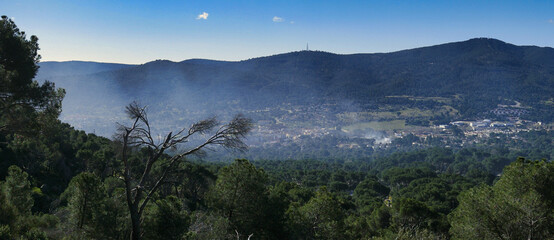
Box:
36;38;554;136
39;37;554;105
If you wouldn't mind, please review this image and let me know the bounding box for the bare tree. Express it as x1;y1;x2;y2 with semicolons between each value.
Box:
115;102;252;240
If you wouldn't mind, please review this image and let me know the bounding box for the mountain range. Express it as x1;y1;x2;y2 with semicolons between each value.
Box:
36;38;554;137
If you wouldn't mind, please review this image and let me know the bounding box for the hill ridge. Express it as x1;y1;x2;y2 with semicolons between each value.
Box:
36;38;554;136
43;38;554;67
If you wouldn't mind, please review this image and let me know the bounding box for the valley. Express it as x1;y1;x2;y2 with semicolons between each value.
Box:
36;38;554;160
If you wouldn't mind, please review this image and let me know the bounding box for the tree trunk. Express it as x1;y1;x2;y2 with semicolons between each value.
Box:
129;202;141;240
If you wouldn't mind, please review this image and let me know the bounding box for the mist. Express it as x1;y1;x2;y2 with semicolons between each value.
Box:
35;40;554;160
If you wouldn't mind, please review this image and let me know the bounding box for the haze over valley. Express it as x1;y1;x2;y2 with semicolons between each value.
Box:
37;38;554;160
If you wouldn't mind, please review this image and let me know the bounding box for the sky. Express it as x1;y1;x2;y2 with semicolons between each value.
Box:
2;0;554;64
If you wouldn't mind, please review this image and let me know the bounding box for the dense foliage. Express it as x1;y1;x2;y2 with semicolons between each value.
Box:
2;117;552;239
0;16;64;136
2;130;552;239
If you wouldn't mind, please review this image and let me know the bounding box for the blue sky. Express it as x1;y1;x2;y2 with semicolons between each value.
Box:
2;0;554;63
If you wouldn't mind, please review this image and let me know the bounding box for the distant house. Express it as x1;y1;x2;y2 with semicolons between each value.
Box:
451;121;471;126
470;119;491;130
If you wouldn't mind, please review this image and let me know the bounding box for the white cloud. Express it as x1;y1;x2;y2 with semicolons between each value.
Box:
549;19;553;24
196;12;209;20
290;21;295;24
273;16;284;22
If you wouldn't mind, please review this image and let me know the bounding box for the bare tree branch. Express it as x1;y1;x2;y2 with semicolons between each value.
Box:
115;102;252;240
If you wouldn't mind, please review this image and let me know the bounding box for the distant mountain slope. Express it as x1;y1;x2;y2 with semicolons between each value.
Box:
38;61;135;78
36;38;554;136
106;38;553;102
